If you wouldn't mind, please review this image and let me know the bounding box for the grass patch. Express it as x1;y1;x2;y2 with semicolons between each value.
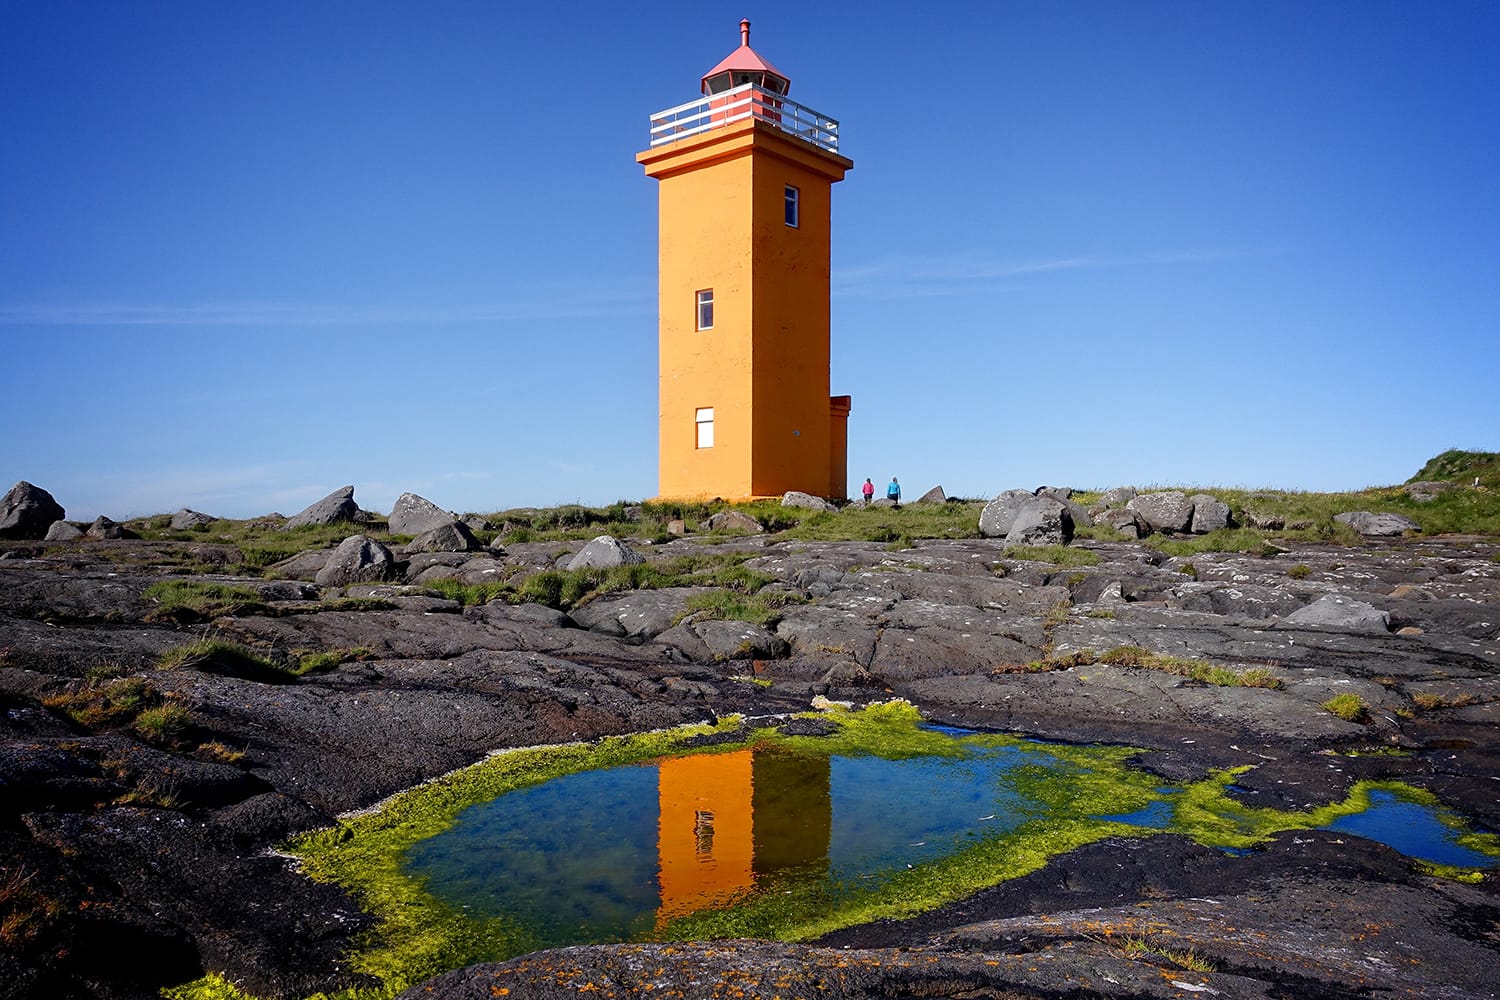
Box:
680;588;806;628
1321;693;1368;722
1012;646;1286;690
1113;934;1220;973
142;580;269;622
0;864;64;950
196;741;246;764
43;676;157;728
1411;691;1481;710
427;551;774;612
425;579;513;607
1002;544;1100;567
133;702;193;744
1148;528;1281;557
294;647;375;675
774;501;983;543
1287;563;1312;579
158;639;295;684
1409;449;1500;488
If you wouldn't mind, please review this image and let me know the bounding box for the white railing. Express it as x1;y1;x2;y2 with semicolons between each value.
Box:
648;83;840;154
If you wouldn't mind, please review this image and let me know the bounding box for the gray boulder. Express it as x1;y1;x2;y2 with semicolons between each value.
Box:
85;516;134;540
1097;486;1137;508
1404;481;1455;503
1003;497;1073;547
1242;510;1285;530
781;491;835;512
1188;494;1231;534
1035;486;1074;501
1127;491;1195;534
44;520;83;541
403;520;482;554
0;481;65;539
314;534;398;587
266;548;335;581
567;535;645;570
978;490;1035;539
867;497;897;509
1095;507;1142;540
389;493;455;536
1335;511;1420;537
170;508;217;530
706;510;764;533
1280;593;1391;633
916;486;947;504
283;486;358;530
1059;498;1094;529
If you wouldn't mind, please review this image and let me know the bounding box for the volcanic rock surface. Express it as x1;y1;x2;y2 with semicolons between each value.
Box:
2;525;1497;1000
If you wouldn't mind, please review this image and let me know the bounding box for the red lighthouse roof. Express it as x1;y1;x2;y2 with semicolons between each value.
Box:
701;19;790;97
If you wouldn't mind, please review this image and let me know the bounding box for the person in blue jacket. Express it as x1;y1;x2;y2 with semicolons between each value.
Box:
886;477;901;503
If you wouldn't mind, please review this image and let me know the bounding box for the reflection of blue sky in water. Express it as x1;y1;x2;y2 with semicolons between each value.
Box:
827;749;1036;878
405;764;661;943
1328;790;1496;869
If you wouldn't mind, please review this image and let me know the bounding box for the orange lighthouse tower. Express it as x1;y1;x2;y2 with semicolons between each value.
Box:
638;21;853;501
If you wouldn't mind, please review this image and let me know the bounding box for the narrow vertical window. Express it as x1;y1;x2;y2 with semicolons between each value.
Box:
695;407;714;448
784;185;799;228
696;289;714;330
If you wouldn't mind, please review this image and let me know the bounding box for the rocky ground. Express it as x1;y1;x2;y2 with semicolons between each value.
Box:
2;522;1498;1000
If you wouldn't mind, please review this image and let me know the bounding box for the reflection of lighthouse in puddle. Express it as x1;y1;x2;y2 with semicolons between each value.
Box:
655;749;831;927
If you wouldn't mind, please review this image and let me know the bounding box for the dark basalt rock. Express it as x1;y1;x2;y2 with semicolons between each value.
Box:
0;480;65;539
388;492;456;536
283;485;359;530
1;529;1498;1000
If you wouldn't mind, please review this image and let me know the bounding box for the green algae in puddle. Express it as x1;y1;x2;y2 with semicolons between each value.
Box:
169;702;1500;1000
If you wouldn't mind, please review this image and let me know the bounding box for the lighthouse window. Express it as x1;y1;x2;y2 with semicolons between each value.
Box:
785;185;800;228
696;289;714;331
695;408;715;448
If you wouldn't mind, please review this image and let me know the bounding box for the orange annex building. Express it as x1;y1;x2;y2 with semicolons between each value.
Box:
638;21;853;501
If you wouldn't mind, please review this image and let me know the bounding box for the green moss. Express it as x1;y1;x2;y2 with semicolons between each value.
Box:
172;702;1497;1000
285;717;750;998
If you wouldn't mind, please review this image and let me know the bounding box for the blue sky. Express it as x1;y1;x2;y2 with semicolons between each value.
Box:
3;1;1496;520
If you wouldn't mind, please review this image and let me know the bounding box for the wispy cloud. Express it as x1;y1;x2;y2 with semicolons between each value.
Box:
833;246;1278;300
0;291;654;327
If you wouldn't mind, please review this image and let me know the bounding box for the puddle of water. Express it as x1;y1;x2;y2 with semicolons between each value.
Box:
1327;789;1497;869
404;742;1059;945
402;733;1499;953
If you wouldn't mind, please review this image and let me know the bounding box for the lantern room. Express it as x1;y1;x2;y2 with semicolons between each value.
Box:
700;19;790;96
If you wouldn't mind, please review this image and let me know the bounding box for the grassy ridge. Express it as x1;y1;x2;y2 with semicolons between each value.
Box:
97;451;1499;586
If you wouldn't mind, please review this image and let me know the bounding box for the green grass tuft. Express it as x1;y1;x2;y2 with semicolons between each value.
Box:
142;580;268;622
681;588;806;627
158;639;294;683
133;703;193;744
1322;692;1368;722
1013;646;1286;690
1003;544;1100;567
